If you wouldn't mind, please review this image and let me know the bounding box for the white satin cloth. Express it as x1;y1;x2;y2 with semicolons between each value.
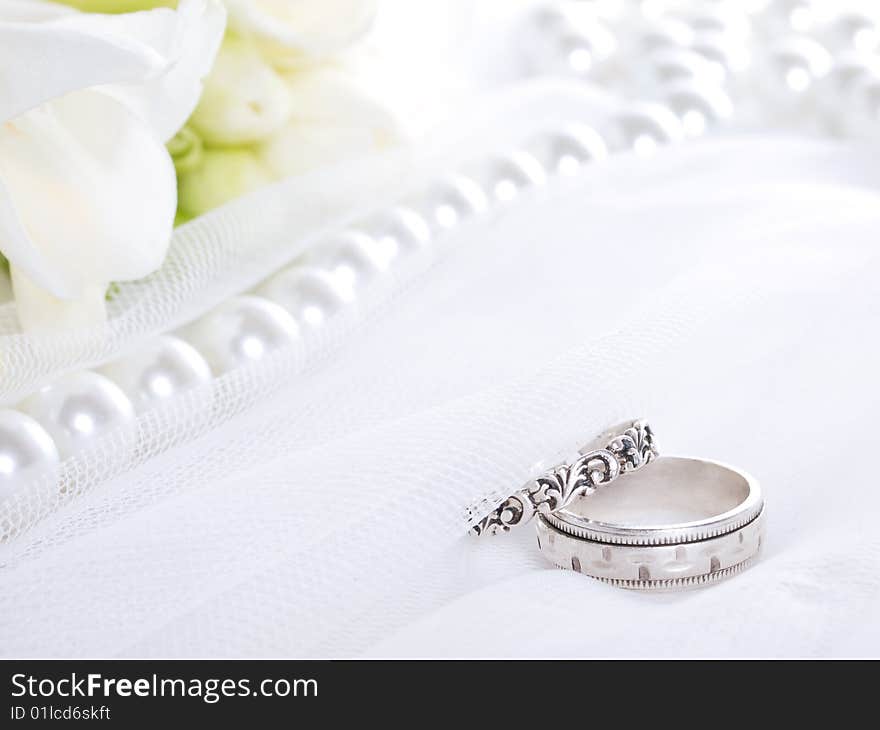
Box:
1;135;878;657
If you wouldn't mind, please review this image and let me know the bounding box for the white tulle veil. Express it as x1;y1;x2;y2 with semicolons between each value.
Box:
1;71;879;657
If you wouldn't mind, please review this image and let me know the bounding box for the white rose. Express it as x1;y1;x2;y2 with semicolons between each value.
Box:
225;0;377;65
0;0;225;332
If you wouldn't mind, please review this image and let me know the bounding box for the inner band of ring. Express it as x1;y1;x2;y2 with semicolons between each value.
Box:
544;456;763;545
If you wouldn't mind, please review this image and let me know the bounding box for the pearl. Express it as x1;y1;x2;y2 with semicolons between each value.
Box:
18;372;135;459
179;296;300;375
357;207;431;268
523;5;617;78
822;11;880;55
559;24;618;78
661;79;734;137
764;37;832;96
671;6;751;43
639;47;728;91
689;30;750;74
99;335;212;413
466;151;546;204
604;103;684;154
409;174;488;232
255;266;348;328
526;125;608;176
305;230;384;294
761;0;819;36
0;409;59;502
636;18;695;54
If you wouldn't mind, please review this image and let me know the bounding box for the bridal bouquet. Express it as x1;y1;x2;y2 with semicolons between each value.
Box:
0;0;401;332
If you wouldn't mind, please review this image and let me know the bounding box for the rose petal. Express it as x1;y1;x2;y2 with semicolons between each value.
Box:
0;0;74;22
226;0;377;60
0;0;225;135
10;266;108;332
101;0;227;141
0;90;176;298
0;3;164;123
259;68;403;178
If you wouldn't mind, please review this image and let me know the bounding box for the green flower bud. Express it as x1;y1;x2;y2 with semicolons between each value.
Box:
174;209;194;227
177;147;274;218
167;126;204;175
258;67;405;179
188;35;293;147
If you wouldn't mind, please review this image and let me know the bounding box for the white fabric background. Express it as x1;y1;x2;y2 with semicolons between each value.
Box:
2;0;880;658
1;136;878;657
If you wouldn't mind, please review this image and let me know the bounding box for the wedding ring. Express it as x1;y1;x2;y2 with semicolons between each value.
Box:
536;456;764;589
470;419;658;536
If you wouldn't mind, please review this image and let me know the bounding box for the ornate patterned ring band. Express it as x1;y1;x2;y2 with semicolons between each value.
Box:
536;456;765;589
471;419;658;536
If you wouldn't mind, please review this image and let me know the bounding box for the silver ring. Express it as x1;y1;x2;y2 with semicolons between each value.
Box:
470;419;658;536
536;456;765;589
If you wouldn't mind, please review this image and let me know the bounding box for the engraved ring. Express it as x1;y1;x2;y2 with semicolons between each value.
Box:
536;456;765;589
470;419;658;536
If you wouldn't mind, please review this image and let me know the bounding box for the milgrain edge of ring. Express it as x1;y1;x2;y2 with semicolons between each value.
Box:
543;457;763;546
543;500;763;545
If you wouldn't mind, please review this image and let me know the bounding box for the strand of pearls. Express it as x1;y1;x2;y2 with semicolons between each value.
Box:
2;0;877;503
0;139;573;502
521;0;880;140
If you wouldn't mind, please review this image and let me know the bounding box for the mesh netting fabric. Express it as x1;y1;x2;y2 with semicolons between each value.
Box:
0;150;410;403
0;81;617;408
0;82;622;542
1;115;878;654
